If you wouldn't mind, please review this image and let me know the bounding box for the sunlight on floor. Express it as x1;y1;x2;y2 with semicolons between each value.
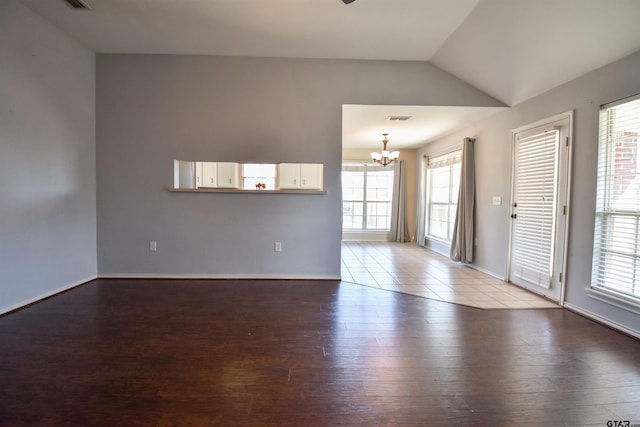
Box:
341;241;559;309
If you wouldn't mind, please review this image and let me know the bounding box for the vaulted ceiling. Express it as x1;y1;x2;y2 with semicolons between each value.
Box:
21;0;640;148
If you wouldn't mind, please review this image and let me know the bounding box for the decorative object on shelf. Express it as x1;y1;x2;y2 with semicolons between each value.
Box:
255;183;266;190
371;133;400;166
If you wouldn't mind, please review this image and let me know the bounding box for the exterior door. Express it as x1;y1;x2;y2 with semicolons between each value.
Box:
508;113;572;303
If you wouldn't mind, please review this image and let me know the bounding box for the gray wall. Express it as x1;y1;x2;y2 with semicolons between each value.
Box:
0;0;96;313
418;50;640;337
96;55;503;278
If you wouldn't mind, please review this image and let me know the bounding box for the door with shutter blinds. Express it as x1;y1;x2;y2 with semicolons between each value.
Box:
508;114;572;303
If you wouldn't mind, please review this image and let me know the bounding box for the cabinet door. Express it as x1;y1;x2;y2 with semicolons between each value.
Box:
200;162;217;188
194;162;202;188
278;163;301;189
299;163;323;190
217;162;239;188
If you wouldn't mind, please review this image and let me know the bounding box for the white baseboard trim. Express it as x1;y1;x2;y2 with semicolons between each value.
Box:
0;275;97;316
563;302;640;340
342;232;389;242
466;264;505;281
98;273;342;281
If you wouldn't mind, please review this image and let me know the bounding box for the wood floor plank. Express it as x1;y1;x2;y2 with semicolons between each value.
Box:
0;278;639;425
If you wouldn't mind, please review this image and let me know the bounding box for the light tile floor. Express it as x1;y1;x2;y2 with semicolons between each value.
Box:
341;241;560;309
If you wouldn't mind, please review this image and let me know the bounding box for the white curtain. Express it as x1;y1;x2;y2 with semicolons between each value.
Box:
414;155;428;247
450;138;475;263
389;160;410;242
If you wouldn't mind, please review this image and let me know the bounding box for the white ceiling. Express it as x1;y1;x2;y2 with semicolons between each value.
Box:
20;0;640;149
342;105;506;150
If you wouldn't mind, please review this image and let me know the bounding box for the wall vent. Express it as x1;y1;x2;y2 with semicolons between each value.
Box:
387;116;412;121
64;0;89;9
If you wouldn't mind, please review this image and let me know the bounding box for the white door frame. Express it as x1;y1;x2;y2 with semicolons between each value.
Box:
506;111;573;305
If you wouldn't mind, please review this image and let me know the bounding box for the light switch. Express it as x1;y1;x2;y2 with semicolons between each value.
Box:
492;196;502;206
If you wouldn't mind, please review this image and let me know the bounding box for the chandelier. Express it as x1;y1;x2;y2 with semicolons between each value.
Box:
370;133;399;166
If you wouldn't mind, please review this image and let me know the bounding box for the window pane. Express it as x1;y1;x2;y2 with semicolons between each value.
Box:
430;220;448;240
431;188;450;203
431;204;449;222
429;204;450;239
343;187;363;201
451;163;461;202
342;201;363;229
342;171;364;201
366;170;393;201
449;205;457;241
426;151;462;242
367;202;391;230
431;167;451;187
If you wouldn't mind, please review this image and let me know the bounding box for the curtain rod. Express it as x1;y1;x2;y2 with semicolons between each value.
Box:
422;137;475;159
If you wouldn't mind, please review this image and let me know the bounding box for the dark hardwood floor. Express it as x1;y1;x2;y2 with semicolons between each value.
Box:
1;279;639;426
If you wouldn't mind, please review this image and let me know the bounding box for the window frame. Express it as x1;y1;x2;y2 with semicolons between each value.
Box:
342;161;395;232
591;94;640;306
425;150;462;243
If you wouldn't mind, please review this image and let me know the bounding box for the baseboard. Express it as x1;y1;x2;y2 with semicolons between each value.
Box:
0;275;98;316
466;264;505;281
98;273;342;281
563;302;640;340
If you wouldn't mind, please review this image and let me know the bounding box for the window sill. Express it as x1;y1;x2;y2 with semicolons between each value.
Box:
426;235;451;246
169;188;326;195
586;287;640;315
343;229;390;233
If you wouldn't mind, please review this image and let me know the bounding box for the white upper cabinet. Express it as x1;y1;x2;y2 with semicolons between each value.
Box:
277;163;301;189
216;162;240;188
196;162;239;188
277;163;323;190
299;163;323;189
199;162;216;188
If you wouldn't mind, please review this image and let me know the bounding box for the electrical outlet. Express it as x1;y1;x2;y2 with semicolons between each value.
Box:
274;242;282;252
149;241;157;252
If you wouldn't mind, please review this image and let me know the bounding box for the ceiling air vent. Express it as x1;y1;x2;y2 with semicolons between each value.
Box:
387;116;412;121
64;0;89;9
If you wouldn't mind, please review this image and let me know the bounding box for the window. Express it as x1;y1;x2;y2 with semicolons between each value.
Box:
242;163;276;190
592;95;640;304
342;162;394;231
426;150;462;241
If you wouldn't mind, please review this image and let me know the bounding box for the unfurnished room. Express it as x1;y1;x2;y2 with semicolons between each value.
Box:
1;0;640;425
